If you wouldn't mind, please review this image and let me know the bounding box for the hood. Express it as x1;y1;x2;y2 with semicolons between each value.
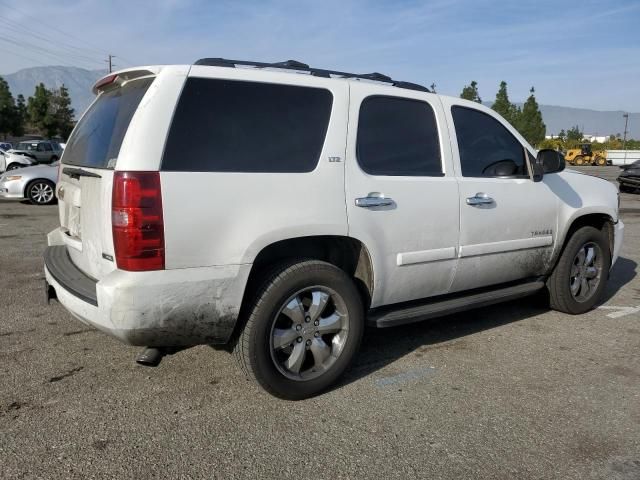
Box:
619;168;640;177
7;149;34;156
1;162;58;178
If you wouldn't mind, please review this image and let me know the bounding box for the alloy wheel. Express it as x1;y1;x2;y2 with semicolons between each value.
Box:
269;286;349;381
30;182;54;204
569;242;603;302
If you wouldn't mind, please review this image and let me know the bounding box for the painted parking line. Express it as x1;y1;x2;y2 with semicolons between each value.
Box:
375;365;437;388
597;305;640;319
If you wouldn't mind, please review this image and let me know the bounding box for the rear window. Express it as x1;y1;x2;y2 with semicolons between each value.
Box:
63;78;153;169
162;78;333;172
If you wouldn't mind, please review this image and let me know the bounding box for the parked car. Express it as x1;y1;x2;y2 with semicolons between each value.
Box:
44;60;624;399
0;149;36;172
7;140;63;164
618;160;640;193
0;162;58;205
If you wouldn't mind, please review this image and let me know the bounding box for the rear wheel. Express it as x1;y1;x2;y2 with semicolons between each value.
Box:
573;155;585;166
547;226;610;314
27;180;56;205
234;260;364;400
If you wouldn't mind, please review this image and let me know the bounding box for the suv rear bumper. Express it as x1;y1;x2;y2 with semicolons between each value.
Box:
44;243;251;347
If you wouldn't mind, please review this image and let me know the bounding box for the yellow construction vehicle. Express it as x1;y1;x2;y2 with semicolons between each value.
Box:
565;143;607;166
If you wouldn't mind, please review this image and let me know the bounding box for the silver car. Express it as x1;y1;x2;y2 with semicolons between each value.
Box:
0;162;58;205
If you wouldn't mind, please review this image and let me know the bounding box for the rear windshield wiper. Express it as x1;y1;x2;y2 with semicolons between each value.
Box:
62;167;102;179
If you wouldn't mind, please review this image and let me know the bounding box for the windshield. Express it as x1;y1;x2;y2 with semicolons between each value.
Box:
63;77;153;169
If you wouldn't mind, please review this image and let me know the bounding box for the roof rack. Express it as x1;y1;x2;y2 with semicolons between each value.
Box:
193;58;431;93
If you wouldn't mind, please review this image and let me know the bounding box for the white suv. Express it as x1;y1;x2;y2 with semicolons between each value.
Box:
44;59;624;399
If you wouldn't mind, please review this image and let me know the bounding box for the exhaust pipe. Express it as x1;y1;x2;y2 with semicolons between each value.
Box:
136;347;164;367
135;346;185;367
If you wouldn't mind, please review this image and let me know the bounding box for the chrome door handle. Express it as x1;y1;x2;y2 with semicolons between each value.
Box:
466;192;494;206
355;195;394;208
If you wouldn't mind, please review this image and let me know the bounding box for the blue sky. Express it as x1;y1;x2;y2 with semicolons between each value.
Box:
1;0;639;110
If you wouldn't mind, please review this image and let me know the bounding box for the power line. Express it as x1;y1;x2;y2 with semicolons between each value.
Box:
0;14;108;60
0;0;107;56
0;45;55;69
0;34;104;69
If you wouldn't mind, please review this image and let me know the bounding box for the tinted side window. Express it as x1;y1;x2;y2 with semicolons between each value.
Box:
162;78;333;173
452;106;527;177
43;143;53;151
357;96;442;176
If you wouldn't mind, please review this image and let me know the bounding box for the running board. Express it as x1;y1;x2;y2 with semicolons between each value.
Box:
367;280;545;328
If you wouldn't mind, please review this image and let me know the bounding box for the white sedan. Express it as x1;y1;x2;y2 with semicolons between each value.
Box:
0;162;58;205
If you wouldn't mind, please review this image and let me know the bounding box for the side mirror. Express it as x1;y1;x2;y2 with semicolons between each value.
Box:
536;149;565;174
532;161;544;182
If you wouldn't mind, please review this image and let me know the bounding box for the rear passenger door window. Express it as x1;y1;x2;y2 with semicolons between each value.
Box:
357;96;442;176
451;106;527;178
162;78;333;173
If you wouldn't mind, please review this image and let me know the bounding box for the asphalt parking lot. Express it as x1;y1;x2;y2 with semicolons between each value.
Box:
1;166;639;479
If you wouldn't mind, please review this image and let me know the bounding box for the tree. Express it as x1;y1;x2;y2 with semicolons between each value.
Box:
460;80;482;103
566;125;583;142
50;85;75;139
0;76;17;139
27;83;56;137
491;81;520;127
12;94;26;136
517;87;546;146
558;129;566;141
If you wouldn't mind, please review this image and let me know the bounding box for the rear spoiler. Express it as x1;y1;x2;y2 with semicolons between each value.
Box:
92;67;160;94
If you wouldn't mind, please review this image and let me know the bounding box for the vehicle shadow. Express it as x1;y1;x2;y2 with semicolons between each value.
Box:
601;256;637;303
338;256;637;390
339;298;549;389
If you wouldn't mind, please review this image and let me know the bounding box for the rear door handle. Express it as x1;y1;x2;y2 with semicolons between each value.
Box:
466;192;494;206
355;195;394;208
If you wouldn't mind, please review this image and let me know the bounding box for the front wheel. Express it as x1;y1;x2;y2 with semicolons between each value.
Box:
27;180;56;205
573;155;585;166
234;260;364;400
6;163;22;171
547;226;610;314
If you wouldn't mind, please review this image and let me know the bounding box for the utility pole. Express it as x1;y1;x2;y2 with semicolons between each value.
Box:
622;113;629;150
106;54;116;73
622;113;629;165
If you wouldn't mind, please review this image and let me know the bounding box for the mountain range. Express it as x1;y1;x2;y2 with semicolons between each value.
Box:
2;66;639;138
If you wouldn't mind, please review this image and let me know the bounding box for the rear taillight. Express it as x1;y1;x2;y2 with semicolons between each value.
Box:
112;171;164;271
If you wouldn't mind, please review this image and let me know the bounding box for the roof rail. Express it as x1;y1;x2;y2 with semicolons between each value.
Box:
193;58;431;93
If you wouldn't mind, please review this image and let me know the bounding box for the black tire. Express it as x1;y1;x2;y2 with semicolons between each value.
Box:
547;226;611;314
6;163;22;171
50;155;59;163
234;259;364;400
26;179;56;205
